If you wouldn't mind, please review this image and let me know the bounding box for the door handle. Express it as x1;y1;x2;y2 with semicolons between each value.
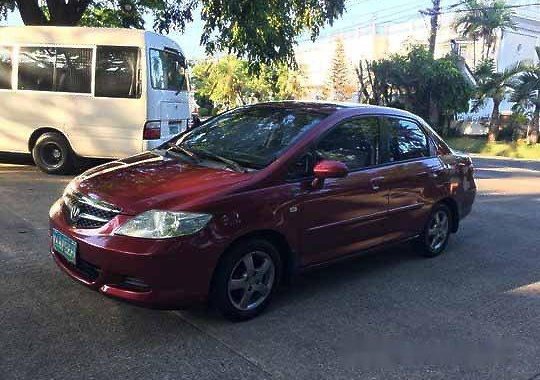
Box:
370;176;385;191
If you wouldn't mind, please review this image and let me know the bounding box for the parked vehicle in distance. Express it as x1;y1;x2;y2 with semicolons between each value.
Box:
49;102;476;320
0;26;192;174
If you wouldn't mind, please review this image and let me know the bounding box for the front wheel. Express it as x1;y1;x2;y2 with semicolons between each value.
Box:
211;239;282;321
415;204;452;258
32;132;75;175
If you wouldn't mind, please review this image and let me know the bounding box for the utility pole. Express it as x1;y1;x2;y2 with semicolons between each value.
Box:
422;0;441;58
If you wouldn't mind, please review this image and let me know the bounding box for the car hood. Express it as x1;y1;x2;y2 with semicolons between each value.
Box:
71;151;253;215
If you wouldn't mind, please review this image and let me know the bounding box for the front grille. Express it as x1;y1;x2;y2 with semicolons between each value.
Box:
63;191;121;229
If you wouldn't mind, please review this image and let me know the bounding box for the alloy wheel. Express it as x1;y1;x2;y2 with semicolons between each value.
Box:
227;250;276;311
427;210;449;252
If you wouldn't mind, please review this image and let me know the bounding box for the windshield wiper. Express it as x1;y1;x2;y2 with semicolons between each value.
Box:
190;148;245;173
166;143;200;163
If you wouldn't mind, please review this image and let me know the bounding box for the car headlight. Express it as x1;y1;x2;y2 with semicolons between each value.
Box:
115;210;212;239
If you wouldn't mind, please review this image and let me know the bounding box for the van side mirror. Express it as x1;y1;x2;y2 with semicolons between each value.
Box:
313;160;348;179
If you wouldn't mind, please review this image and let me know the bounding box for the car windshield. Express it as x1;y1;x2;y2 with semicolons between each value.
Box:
175;106;326;169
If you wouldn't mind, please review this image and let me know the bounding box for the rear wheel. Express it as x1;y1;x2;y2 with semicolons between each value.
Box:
416;204;452;258
32;132;74;174
211;239;282;321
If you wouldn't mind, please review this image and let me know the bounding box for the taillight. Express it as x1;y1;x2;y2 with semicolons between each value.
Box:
143;121;161;140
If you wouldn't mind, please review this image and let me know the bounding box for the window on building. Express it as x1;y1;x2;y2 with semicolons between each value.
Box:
149;49;187;91
0;46;12;89
316;117;380;170
383;117;430;162
95;46;139;98
18;47;92;93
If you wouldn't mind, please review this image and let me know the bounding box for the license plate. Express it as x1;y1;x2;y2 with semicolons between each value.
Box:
52;229;77;265
169;124;180;134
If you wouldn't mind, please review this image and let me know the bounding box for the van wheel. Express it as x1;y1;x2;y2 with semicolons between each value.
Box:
415;203;452;258
32;132;74;174
211;239;282;321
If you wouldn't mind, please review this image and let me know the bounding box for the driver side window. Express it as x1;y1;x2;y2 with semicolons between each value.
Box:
315;117;380;171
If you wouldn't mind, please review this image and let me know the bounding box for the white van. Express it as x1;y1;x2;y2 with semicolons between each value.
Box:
0;26;191;174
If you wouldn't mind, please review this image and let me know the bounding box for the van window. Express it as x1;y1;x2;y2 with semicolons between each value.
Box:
54;48;93;93
0;47;12;89
149;49;187;91
18;47;92;93
95;46;139;98
18;47;55;91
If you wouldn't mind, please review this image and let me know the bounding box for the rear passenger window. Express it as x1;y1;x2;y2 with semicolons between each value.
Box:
316;117;379;171
95;46;139;98
384;118;430;162
18;47;92;93
18;47;55;91
0;46;12;89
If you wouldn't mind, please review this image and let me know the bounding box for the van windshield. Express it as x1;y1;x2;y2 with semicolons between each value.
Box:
149;49;187;92
176;106;325;169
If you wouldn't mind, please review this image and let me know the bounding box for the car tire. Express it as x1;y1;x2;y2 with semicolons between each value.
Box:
211;239;282;321
32;132;75;175
415;203;452;258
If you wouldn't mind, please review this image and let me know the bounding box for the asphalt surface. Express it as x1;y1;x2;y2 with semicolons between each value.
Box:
1;154;540;380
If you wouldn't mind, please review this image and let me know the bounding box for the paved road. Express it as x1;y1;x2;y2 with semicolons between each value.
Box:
1;155;540;380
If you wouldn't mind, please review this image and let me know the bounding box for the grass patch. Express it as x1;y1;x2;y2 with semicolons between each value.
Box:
446;137;540;160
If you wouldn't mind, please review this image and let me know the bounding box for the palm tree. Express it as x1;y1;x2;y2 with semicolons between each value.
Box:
473;59;523;142
510;51;540;144
454;0;516;61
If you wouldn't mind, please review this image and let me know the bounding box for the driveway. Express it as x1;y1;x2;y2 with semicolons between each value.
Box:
1;155;540;380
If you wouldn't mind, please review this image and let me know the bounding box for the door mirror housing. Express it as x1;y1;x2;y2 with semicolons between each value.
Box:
313;160;349;179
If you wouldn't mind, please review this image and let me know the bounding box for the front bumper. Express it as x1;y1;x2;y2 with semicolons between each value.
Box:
49;199;224;309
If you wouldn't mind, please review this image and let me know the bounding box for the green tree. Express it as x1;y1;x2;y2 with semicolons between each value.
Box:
0;0;345;67
355;46;473;132
454;0;516;60
473;59;523;142
327;38;354;101
191;56;306;111
510;56;540;143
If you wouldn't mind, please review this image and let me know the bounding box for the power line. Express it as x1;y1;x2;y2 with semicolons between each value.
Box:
441;1;540;14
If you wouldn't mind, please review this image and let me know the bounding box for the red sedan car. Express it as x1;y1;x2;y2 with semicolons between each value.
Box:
49;102;476;320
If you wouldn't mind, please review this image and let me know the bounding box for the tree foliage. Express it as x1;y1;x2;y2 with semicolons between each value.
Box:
473;58;524;141
356;45;473;130
454;0;516;60
327;38;355;101
510;51;540;143
191;56;306;112
0;0;345;67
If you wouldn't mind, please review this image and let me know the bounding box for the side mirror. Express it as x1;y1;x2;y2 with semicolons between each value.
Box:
313;160;348;179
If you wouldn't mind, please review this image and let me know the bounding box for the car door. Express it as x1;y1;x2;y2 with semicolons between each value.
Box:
290;116;392;266
379;116;445;240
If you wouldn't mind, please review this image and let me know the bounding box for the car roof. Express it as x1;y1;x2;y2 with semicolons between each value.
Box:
249;101;421;119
